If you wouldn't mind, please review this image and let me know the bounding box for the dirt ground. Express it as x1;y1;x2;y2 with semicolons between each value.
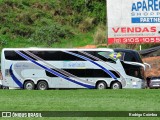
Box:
142;56;160;77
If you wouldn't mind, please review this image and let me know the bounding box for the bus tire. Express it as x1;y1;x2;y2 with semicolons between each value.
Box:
3;86;9;89
111;81;122;89
37;81;48;90
24;81;35;90
96;81;107;89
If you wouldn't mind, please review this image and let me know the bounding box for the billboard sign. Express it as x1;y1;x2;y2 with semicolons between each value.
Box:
107;0;160;44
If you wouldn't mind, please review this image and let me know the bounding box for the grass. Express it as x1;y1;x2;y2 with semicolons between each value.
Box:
51;32;94;48
0;32;95;53
0;89;160;119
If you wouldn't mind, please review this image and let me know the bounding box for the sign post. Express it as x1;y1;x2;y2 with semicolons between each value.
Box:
107;0;160;44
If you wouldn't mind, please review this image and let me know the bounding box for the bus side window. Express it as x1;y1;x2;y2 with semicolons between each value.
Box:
5;51;26;60
124;52;136;62
118;52;125;61
96;51;116;63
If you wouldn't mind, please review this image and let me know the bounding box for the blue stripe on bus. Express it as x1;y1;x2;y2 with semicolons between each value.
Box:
15;51;95;89
9;64;23;88
63;51;117;80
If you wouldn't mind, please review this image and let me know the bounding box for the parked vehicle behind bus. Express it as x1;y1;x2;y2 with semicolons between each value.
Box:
147;76;160;89
1;48;146;90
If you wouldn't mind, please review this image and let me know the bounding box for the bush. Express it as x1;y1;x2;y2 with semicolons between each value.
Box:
78;17;95;32
11;24;34;38
94;25;106;44
31;23;74;46
0;36;8;46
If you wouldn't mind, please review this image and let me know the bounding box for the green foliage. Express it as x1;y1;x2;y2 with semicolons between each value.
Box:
86;0;106;24
141;43;160;49
109;44;138;50
0;37;8;46
69;0;106;24
32;23;74;46
78;17;95;32
0;0;107;50
94;25;106;44
12;24;34;38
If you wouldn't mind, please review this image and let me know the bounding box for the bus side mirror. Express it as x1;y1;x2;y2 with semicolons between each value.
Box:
144;62;151;70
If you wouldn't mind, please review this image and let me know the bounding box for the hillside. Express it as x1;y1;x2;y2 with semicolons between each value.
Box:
0;0;106;50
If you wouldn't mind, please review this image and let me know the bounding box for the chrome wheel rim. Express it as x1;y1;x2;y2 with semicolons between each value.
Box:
112;83;120;89
98;83;105;89
39;83;46;90
26;83;33;90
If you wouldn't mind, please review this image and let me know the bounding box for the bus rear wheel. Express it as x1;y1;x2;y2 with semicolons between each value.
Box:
37;81;48;90
96;81;107;89
111;82;122;89
24;81;35;90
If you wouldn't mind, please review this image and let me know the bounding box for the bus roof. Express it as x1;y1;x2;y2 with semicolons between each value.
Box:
2;48;113;52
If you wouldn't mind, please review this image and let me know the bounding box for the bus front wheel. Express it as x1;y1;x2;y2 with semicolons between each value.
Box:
37;81;48;90
24;81;35;90
111;82;122;89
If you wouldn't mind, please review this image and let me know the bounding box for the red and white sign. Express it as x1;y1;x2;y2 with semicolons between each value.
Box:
108;37;160;44
107;0;160;44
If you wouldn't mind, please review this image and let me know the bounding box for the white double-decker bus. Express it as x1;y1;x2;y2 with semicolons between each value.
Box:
1;48;145;90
